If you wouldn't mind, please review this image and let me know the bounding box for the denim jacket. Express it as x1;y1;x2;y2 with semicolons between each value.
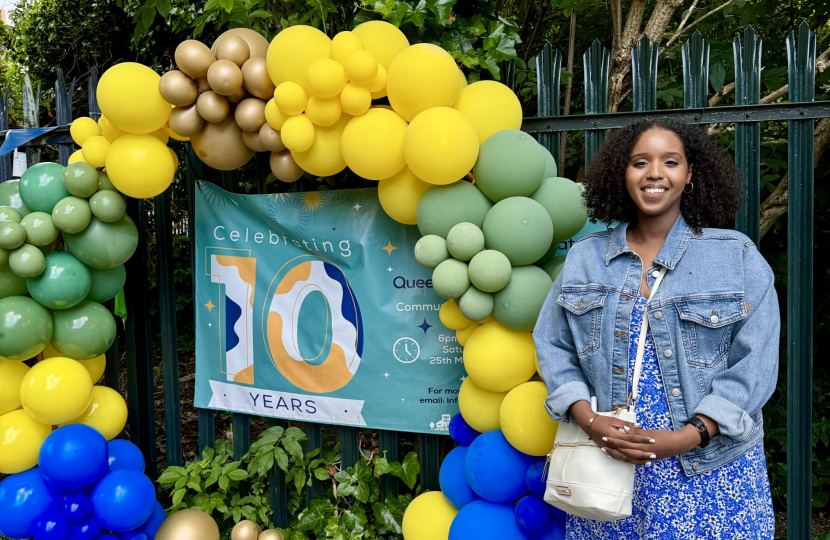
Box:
533;213;780;476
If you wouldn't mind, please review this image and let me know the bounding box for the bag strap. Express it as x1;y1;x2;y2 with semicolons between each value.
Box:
628;266;668;409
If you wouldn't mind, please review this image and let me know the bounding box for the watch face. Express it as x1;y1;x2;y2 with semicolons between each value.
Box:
393;337;420;364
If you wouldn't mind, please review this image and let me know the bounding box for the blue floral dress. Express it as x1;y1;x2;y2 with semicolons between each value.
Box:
566;293;775;540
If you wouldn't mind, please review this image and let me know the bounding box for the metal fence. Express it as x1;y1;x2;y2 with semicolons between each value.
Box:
0;21;823;540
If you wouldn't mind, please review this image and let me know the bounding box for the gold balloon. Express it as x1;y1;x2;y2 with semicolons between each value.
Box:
159;70;198;106
191;115;255;170
196;91;230;123
242;130;267;152
155;509;219;540
195;77;212;93
258;530;285;540
226;86;248;103
212;28;270;59
231;520;261;540
169;104;205;137
235;98;267;132
207;59;243;96
215;34;251;67
175;40;216;79
259;123;285;152
270;150;303;182
241;58;276;100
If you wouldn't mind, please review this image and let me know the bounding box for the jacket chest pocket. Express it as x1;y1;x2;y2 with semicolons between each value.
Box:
675;297;747;368
557;290;608;358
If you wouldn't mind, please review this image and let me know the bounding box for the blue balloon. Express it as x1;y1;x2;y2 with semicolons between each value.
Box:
91;470;155;532
100;535;120;540
140;502;166;540
34;512;71;540
515;495;552;535
527;505;565;540
122;531;148;540
39;425;108;491
524;462;547;499
71;516;102;540
439;446;479;510
61;492;93;525
107;440;146;473
465;430;534;503
0;468;59;539
449;413;480;446
448;500;527;540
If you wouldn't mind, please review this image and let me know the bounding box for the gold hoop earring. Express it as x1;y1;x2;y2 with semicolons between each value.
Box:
684;182;694;194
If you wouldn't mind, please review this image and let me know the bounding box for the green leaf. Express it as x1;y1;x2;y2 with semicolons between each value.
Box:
313;467;330;481
297;499;336;532
218;475;230;491
250;426;285;453
249;9;272;18
227;469;249;481
222;461;241;474
374;457;391;476
709;60;726;92
187;481;202;492
156;0;171;17
274;447;289;471
141;5;156;30
294;468;306;493
218;0;234;13
284;426;309;442
158;467;188;484
282;438;304;461
389;452;420;489
202;447;216;462
172;488;187;506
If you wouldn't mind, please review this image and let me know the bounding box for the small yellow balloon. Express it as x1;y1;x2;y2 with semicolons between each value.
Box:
403;107;478;185
453;80;522;144
42;344;106;383
97;62;171;134
387;43;459;122
344;50;378;85
401;492;457;540
363;64;387;93
463;322;536;393
20;357;93;425
340;108;407;180
306;96;342;127
291;114;350;177
0;359;29;416
339;83;371;116
330;31;366;66
458;376;506;433
266;25;332;96
81;136;112;168
280;114;315;152
438;299;470;330
149;128;171;144
264;99;290;130
377;166;430;225
273;81;307;115
352;21;409;98
98;115;127;142
456;321;481;346
0;410;52;474
68;150;87;164
70;117;101;146
306;58;348;99
106;134;176;198
500;381;559;456
61;385;128;440
167;127;190;142
457;69;468;91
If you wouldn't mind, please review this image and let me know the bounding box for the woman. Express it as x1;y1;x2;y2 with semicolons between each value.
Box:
534;120;779;539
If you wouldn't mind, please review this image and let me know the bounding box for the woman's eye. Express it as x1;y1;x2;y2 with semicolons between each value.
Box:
633;160;647;167
665;160;679;166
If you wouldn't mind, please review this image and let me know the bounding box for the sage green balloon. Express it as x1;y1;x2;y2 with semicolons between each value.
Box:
473;130;545;203
52;196;92;234
539;255;567;282
416;181;492;238
86;264;126;303
63;162;100;198
0;248;7;267
0;295;53;360
64;215;138;269
482;197;553;266
0;180;31;217
27;252;92;310
539;144;558;179
0;263;28;299
531;177;588;262
51;300;116;359
446;222;485;262
9;243;46;278
459;285;493;321
432;258;470;300
19;162;70;213
0;222;26;250
0;206;22;223
493;265;553;331
89;190;127;223
414;235;449;269
468;249;512;293
21;212;59;246
97;171;118;192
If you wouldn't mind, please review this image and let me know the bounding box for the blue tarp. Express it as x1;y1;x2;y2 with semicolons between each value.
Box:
0;127;59;156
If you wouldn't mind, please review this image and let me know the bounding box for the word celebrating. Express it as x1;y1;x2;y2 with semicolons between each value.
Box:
213;226;352;257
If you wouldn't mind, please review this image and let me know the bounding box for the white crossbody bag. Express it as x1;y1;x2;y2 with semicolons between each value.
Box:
543;267;667;521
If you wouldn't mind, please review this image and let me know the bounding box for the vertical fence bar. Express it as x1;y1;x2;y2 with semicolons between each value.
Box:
682;31;710;111
583;39;610;166
501;59;516;91
733;27;763;245
54;71;75;166
232;414;251;460
536;44;562;169
786;20;816;540
23;76;42;168
0;86;10;181
379;430;400;497
306;424;324;503
268;419;289;528
88;67;101;121
340;427;361;468
418;434;440;491
631;35;659;112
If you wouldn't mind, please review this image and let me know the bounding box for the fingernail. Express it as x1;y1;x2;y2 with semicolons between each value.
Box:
645;461;652;467
649;438;656;444
634;423;641;427
624;426;631;431
602;437;608;442
606;455;613;459
601;447;607;453
649;454;656;459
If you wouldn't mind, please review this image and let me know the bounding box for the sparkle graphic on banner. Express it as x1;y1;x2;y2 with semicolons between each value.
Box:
204;299;216;312
387;267;393;273
353;203;362;211
382;241;397;255
418;319;433;334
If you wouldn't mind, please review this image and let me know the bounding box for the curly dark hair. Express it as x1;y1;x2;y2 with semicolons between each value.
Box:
582;120;740;232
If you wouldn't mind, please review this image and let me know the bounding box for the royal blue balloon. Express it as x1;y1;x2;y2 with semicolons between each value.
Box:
91;470;155;532
61;492;93;525
524;461;547;499
34;512;71;540
465;430;534;503
140;502;166;540
515;495;552;535
71;516;102;540
448;500;527;540
122;530;148;540
107;440;146;473
0;468;59;539
449;413;480;446
527;505;566;540
439;446;479;510
99;535;120;540
39;425;108;491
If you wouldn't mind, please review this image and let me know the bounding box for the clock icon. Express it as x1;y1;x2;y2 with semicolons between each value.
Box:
393;337;420;364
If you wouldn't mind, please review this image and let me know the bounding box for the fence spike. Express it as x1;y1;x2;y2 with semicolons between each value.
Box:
583;39;610;165
733;26;762;244
88;67;101;120
535;43;562;168
682;30;710;110
0;86;11;182
631;34;659;112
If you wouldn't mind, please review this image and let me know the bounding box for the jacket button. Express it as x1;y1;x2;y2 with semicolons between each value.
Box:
692;462;700;471
710;315;719;324
651;270;660;278
653;311;663;319
671;388;681;397
664;349;673;358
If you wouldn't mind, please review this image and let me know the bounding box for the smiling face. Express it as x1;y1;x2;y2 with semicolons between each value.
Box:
625;127;693;220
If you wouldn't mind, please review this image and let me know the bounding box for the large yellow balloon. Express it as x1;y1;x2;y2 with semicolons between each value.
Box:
0;359;29;415
387;44;459;122
266;25;331;96
352;21;409;98
61;386;128;440
97;63;171;134
43;343;106;383
70;117;101;146
280;115;315;152
106;134;176;198
377;166;430;225
453;80;523;144
82;136;112;168
403;107;478;185
438;299;470;330
401;492;457;540
0;410;52;474
499;381;559;456
463;322;535;392
341;108;407;180
20;357;93;425
458;377;506;433
291;113;350;177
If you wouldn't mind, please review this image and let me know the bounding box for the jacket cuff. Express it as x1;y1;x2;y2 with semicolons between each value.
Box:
545;380;591;423
692;394;755;443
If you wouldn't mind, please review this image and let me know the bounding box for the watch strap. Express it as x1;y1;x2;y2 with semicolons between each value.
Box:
686;416;710;448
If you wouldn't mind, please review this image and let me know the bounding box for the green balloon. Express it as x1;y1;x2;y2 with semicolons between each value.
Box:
473;130;545;203
417;181;492;238
446;222;485;262
0;206;22;223
52;197;92;234
97;171;118;192
493;265;554;331
0;222;26;250
64;215;138;269
539;144;558;178
86;264;126;303
19;162;70;213
459;285;493;321
0;180;31;217
21;212;59;246
51;299;116;359
0;263;28;299
414;235;449;269
432;258;470;300
63;162;100;198
89;190;127;223
9;243;46;278
27;252;92;310
531;177;589;262
468;249;512;293
483;197;553;266
0;248;7;267
539;255;567;282
0;295;53;360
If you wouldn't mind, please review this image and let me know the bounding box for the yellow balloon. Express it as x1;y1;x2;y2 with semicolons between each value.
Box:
387;43;459;122
456;321;481;347
340;108;407;180
306;96;342;127
42;343;106;383
61;386;128;440
97;62;171;133
291;113;350;177
457;69;468;91
20;357;93;425
280;114;315;152
330;31;365;66
106;134;176;198
438;299;470;330
499;381;559;456
403;107;478;185
68;150;87;164
264;99;290;130
0;359;29;416
81;136;112;168
149;127;171;144
0;410;52;474
364;64;387;93
453;80;522;144
167;127;190;142
458;377;505;433
401;492;457;540
306;59;348;99
377;166;430;225
463;322;536;392
344;50;377;85
352;21;409;98
266;25;331;95
339;83;371;116
70;117;101;146
98;115;127;142
274;81;307;115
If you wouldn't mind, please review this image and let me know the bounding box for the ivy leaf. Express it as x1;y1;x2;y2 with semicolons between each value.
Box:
374;457;391;476
274;447;289;472
425;0;456;26
297;499;336;532
313;467;330;481
389;452;420;489
172;488;186;506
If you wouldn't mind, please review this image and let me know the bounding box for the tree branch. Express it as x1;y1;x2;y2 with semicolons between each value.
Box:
708;82;735;107
661;0;700;51
662;0;736;51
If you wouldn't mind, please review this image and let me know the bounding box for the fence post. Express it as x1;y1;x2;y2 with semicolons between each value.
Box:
54;70;75;166
501;59;516;91
418;434;441;491
583;39;610;166
0;86;10;182
786;20;816;540
23;76;42;168
536;44;562;169
340;426;361;468
268;419;289;528
631;35;659;112
681;30;710;121
378;430;400;498
305;424;324;504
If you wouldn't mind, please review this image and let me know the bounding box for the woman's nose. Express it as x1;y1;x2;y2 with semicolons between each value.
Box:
647;162;662;179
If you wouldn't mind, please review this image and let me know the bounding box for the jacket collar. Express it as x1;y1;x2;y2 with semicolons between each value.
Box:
604;213;693;269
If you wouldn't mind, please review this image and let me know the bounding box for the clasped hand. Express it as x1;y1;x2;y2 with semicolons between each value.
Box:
588;415;699;465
